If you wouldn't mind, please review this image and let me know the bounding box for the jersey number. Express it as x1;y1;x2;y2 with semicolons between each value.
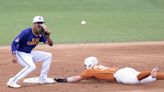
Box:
94;65;108;71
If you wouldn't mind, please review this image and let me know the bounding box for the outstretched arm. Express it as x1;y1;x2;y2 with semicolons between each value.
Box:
55;75;83;83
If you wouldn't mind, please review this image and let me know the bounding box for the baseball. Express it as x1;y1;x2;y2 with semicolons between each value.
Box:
81;20;86;24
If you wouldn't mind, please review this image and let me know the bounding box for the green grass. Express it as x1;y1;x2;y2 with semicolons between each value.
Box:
0;0;164;45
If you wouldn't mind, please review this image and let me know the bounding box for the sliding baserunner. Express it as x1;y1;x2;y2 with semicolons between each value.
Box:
55;56;164;84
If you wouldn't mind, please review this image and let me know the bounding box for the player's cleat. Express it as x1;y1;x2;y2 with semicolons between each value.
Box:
7;82;21;88
151;66;159;78
23;77;55;84
7;78;21;88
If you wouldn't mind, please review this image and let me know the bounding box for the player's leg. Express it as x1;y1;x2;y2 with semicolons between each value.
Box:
156;73;164;80
140;67;164;83
139;67;159;84
137;66;159;81
145;66;164;80
31;51;54;83
7;51;36;88
137;71;151;81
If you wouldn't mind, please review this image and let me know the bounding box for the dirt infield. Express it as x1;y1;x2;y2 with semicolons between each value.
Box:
0;42;164;92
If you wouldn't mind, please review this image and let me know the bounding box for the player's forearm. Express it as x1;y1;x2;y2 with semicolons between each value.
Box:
67;76;82;82
46;37;53;46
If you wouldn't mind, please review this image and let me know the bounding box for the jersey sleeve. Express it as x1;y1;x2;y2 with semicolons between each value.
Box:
79;69;94;79
39;35;47;43
11;30;28;54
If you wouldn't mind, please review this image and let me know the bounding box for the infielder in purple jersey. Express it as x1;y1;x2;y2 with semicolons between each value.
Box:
7;16;55;88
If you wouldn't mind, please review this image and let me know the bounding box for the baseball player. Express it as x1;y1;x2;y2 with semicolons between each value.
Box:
7;16;55;88
55;56;164;84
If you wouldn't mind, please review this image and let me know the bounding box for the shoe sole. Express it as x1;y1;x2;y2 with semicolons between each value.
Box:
7;85;21;88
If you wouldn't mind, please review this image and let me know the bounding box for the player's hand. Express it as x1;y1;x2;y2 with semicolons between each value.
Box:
41;24;50;33
12;58;17;64
41;24;51;38
12;54;18;64
54;78;67;82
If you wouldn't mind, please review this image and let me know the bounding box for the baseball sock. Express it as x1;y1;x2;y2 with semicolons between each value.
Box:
137;71;151;81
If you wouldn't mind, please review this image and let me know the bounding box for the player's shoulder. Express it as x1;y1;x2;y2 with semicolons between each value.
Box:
22;27;32;32
21;27;32;34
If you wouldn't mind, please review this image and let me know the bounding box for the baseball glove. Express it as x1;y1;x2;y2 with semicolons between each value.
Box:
54;78;67;82
40;25;50;38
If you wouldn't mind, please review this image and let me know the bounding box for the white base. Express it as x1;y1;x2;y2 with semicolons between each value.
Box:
23;77;55;84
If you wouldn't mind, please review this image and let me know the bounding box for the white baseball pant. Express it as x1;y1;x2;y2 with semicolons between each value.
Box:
114;67;156;84
10;51;52;83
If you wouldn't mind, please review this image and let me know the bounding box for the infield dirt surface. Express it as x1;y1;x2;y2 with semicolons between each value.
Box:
0;42;164;92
